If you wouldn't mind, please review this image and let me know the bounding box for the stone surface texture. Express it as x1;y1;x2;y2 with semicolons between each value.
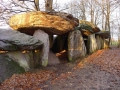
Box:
33;30;49;67
6;49;43;71
103;39;109;49
79;20;95;28
0;29;43;51
0;54;25;83
87;34;97;54
96;35;102;50
68;30;86;61
48;51;60;65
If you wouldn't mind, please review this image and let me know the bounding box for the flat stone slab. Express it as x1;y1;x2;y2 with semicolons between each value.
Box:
0;29;43;51
96;31;110;39
9;11;79;35
79;20;95;28
79;20;100;36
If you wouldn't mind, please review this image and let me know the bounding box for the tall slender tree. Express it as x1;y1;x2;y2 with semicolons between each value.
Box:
45;0;53;11
34;0;40;11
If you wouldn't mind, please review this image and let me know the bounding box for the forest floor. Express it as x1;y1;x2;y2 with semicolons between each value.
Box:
0;47;120;90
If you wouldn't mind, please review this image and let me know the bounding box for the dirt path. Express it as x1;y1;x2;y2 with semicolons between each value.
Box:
0;48;120;90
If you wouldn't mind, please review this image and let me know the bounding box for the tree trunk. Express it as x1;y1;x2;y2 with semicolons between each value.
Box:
102;0;105;30
81;0;86;20
105;0;110;31
34;0;40;11
45;0;53;11
118;27;120;47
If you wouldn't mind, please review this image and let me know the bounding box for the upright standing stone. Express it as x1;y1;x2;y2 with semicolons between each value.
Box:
103;39;109;49
101;38;104;49
33;30;49;67
87;34;97;54
96;35;102;50
68;30;86;61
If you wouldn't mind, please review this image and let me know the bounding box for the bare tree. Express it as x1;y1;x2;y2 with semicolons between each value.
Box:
64;0;87;20
66;0;119;30
0;0;54;25
78;0;87;20
0;0;36;25
65;0;102;25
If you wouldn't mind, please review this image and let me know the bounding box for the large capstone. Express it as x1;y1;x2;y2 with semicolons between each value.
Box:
68;30;86;61
79;20;96;28
79;20;100;36
33;30;49;67
9;11;79;35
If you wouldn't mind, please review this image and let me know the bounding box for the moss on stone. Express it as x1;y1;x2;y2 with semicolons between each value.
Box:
5;56;25;74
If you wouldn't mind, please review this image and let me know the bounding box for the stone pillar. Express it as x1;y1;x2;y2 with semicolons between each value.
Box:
100;37;104;49
33;30;49;67
87;34;97;54
103;39;109;49
68;30;86;61
101;38;109;49
96;35;102;50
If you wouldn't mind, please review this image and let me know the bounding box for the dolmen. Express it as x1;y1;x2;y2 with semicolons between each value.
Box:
9;11;80;62
1;11;78;83
0;11;111;82
8;11;110;63
8;11;110;65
